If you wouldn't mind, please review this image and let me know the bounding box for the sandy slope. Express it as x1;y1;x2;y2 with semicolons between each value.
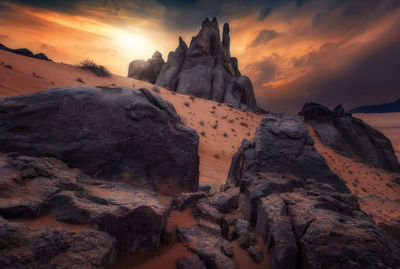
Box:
0;49;262;191
308;126;400;228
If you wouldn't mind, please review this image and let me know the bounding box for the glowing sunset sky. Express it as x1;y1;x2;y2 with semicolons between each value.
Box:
0;0;399;112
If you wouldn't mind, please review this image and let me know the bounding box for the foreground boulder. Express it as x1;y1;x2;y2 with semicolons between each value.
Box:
128;51;165;83
154;18;258;112
299;102;400;172
0;216;117;269
0;154;172;252
0;86;199;196
177;225;235;269
227;112;400;269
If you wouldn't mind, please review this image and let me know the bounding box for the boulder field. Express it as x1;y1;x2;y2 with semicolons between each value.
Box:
128;18;259;113
0;86;399;269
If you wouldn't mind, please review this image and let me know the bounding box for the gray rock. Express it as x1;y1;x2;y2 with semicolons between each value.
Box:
128;51;165;83
154;18;258;112
194;200;221;223
226;112;400;269
177;225;235;269
209;187;240;213
299;102;400;172
0;154;172;252
178;255;207;269
0;86;199;196
197;184;211;193
226;113;349;193
232;219;256;249
0;217;117;269
174;192;208;210
156;37;188;89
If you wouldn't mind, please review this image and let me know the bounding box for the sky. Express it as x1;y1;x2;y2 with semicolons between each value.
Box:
0;0;399;112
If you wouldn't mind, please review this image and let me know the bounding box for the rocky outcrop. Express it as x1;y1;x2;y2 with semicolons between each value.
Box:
128;18;258;112
128;51;165;83
0;153;172;252
226;112;400;269
0;86;199;196
299;102;400;172
177;225;235;269
178;255;207;269
0;43;52;61
0;216;117;269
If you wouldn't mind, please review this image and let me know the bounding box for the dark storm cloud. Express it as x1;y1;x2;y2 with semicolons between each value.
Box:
259;35;400;113
249;29;279;47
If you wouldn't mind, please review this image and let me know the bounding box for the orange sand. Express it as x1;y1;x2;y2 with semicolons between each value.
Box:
0;49;262;191
12;213;93;231
308;125;400;225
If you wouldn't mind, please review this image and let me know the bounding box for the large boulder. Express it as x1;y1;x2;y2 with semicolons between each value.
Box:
0;86;199;196
128;51;165;83
155;18;258;112
0;153;172;252
299;103;400;172
0;216;117;269
226;112;400;269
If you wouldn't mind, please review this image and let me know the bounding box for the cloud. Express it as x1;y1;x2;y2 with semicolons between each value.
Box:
249;29;279;47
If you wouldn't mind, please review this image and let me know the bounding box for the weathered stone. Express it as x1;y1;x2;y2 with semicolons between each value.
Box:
177;225;235;269
299;102;400;172
210;187;240;213
128;51;165;83
232;219;257;249
177;255;207;269
154;18;258;112
0;154;172;252
197;184;211;193
0;86;199;196
227;112;400;269
174;192;208;210
247;245;263;264
0;216;117;269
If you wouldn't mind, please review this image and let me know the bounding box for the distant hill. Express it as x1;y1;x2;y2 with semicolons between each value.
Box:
0;43;52;62
349;99;400;113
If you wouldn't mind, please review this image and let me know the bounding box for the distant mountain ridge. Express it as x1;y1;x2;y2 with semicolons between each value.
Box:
349;99;400;113
0;43;52;62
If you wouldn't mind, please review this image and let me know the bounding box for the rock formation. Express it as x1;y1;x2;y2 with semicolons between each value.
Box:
0;43;52;61
0;154;172;252
128;51;165;83
226;112;400;269
129;18;258;112
0;216;117;268
0;86;199;196
299;102;400;172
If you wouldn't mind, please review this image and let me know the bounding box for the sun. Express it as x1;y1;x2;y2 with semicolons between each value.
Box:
113;29;147;52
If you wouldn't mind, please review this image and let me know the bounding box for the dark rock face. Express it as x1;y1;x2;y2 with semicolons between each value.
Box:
128;51;165;83
299;102;400;172
227;113;400;269
178;255;207;269
232;219;263;263
0;43;52;61
0;216;117;269
209;187;240;213
177;225;235;269
0;86;199;196
226;113;349;193
154;18;258;112
173;192;208;210
0;153;172;252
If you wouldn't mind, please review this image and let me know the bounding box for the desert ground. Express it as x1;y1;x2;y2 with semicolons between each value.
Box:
1;49;399;268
